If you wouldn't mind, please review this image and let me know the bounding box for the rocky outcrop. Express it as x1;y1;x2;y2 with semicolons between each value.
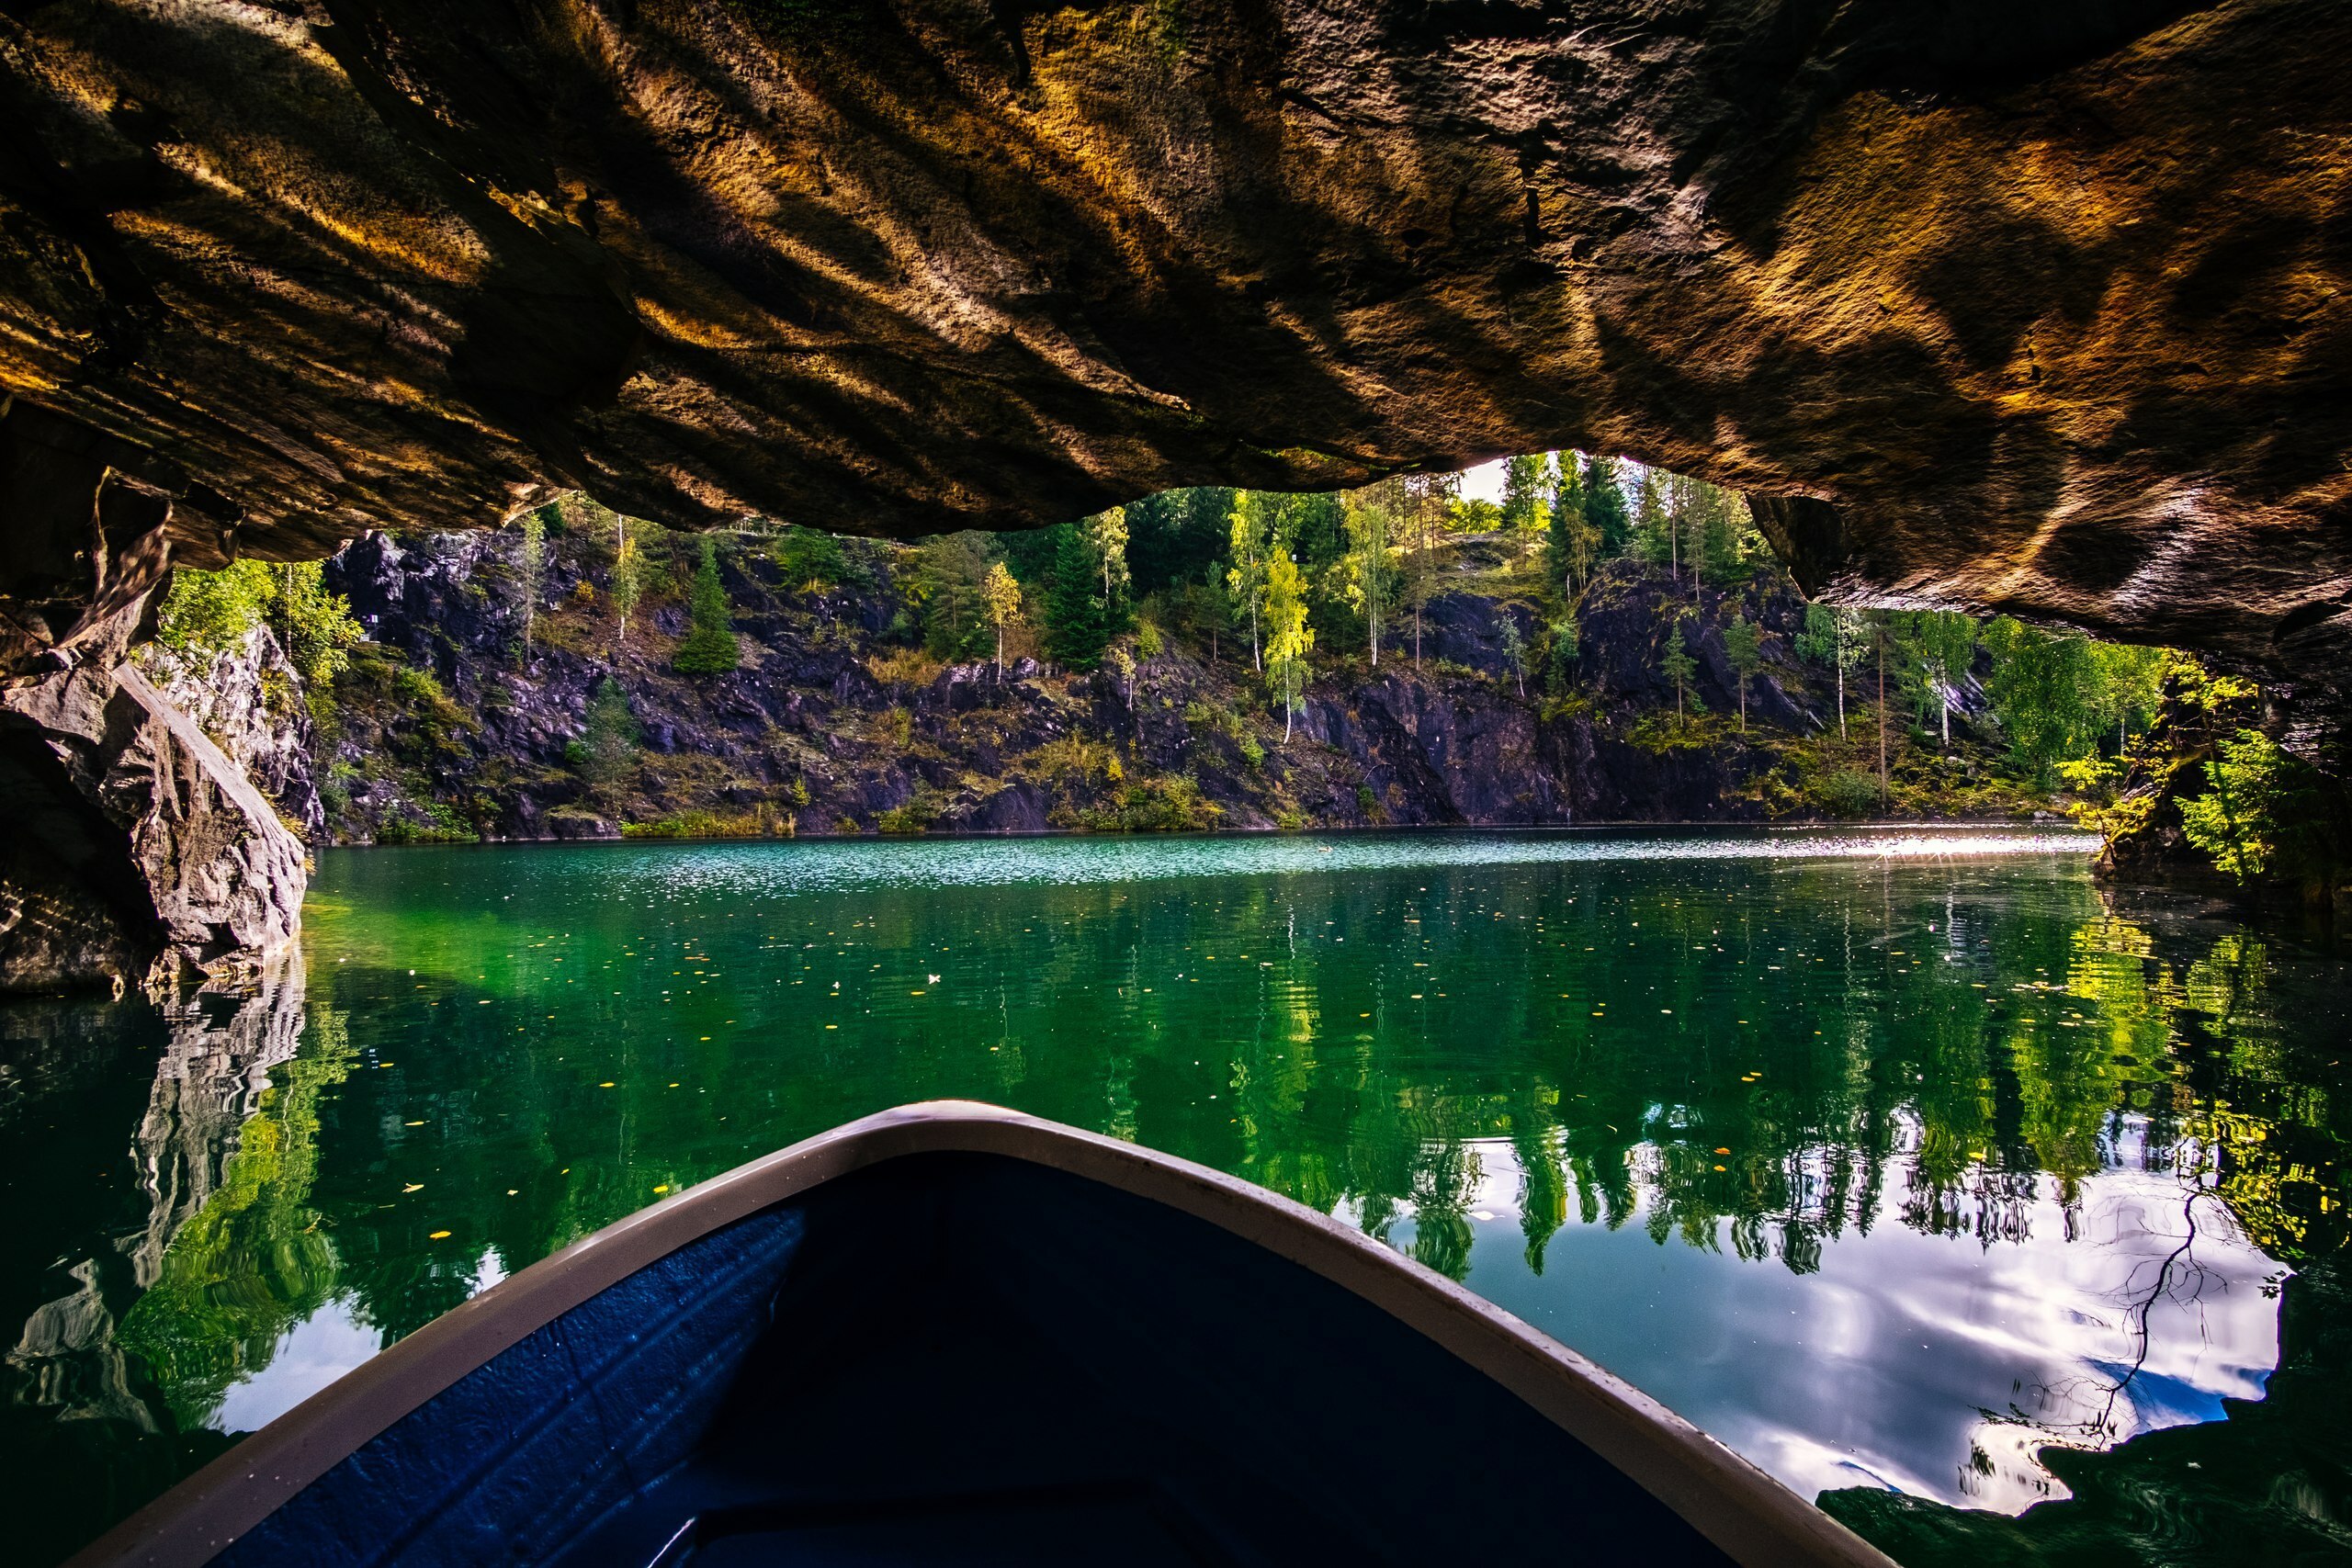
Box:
139;627;323;843
0;3;2347;688
0;662;306;995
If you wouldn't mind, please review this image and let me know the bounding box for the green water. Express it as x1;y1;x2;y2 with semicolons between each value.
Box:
5;828;2349;1565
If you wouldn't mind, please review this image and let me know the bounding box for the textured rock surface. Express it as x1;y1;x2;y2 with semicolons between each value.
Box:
0;662;306;994
0;1;2347;682
138;628;323;842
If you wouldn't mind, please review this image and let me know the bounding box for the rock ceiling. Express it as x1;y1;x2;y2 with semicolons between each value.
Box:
1;0;2346;679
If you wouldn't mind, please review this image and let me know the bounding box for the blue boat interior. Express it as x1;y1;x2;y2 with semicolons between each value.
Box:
218;1152;1737;1566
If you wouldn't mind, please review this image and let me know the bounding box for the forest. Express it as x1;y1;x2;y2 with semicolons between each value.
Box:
146;454;2335;894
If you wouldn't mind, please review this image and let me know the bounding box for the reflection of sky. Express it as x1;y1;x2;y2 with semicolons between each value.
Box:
205;1251;503;1436
1370;1131;2283;1512
209;1297;380;1436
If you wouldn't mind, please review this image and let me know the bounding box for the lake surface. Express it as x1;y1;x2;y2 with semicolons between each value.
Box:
6;828;2348;1565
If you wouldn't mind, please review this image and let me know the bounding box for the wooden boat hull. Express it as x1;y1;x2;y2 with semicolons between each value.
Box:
74;1102;1894;1568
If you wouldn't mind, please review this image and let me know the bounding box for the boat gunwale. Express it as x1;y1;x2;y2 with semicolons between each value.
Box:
70;1100;1895;1568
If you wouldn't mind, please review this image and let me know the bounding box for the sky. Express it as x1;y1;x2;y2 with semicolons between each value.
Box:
1456;457;1510;503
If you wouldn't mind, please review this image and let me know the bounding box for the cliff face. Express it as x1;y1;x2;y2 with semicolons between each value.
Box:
0;2;2347;688
0;661;306;996
309;523;2034;847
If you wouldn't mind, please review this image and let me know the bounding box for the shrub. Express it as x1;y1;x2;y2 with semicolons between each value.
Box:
876;795;941;834
1809;768;1880;818
1075;774;1221;832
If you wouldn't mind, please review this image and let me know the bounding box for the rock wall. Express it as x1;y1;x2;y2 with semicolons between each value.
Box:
0;662;306;996
312;522;2034;845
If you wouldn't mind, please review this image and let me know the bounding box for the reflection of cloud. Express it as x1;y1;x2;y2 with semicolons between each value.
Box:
211;1297;381;1436
1377;1132;2282;1515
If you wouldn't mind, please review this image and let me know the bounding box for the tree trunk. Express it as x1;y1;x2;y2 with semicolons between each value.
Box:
995;624;1003;682
1737;676;1746;733
1836;661;1846;739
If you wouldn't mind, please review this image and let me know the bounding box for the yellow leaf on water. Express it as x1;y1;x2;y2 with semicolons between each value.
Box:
429;1230;451;1239
653;1185;670;1194
401;1183;423;1193
599;1081;616;1088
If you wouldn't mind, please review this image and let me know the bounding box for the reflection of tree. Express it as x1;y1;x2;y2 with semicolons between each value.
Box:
116;997;355;1431
1257;888;2342;1299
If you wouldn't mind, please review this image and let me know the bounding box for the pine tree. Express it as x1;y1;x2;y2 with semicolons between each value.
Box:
1724;615;1762;733
1660;610;1698;728
673;536;741;674
1583;456;1632;557
577;678;639;795
1046;516;1130;669
1545;454;1596;600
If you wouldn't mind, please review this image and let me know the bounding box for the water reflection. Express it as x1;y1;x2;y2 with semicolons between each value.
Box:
3;829;2348;1566
1369;1130;2282;1511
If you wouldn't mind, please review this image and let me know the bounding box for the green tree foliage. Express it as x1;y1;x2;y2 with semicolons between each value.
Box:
1546;453;1599;601
1885;612;1980;745
1797;604;1871;737
517;509;547;649
1498;453;1551;544
1982;617;2098;787
1340;478;1401;667
1497;613;1529;697
2088;640;2168;753
1632;468;1753;594
771;524;854;591
910;532;992;660
153;558;364;691
1546;615;1580;692
1123;486;1235;596
982;559;1023;680
1226;491;1281;671
575;677;639;792
1046;512;1133;669
1581;456;1633;557
610;517;644;654
2180;729;2346;891
1660;610;1698;725
672;536;742;674
1262;552;1314;740
1400;470;1457;668
1723;615;1762;732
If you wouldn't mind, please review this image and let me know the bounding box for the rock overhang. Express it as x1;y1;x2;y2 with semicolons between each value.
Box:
0;0;2345;684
